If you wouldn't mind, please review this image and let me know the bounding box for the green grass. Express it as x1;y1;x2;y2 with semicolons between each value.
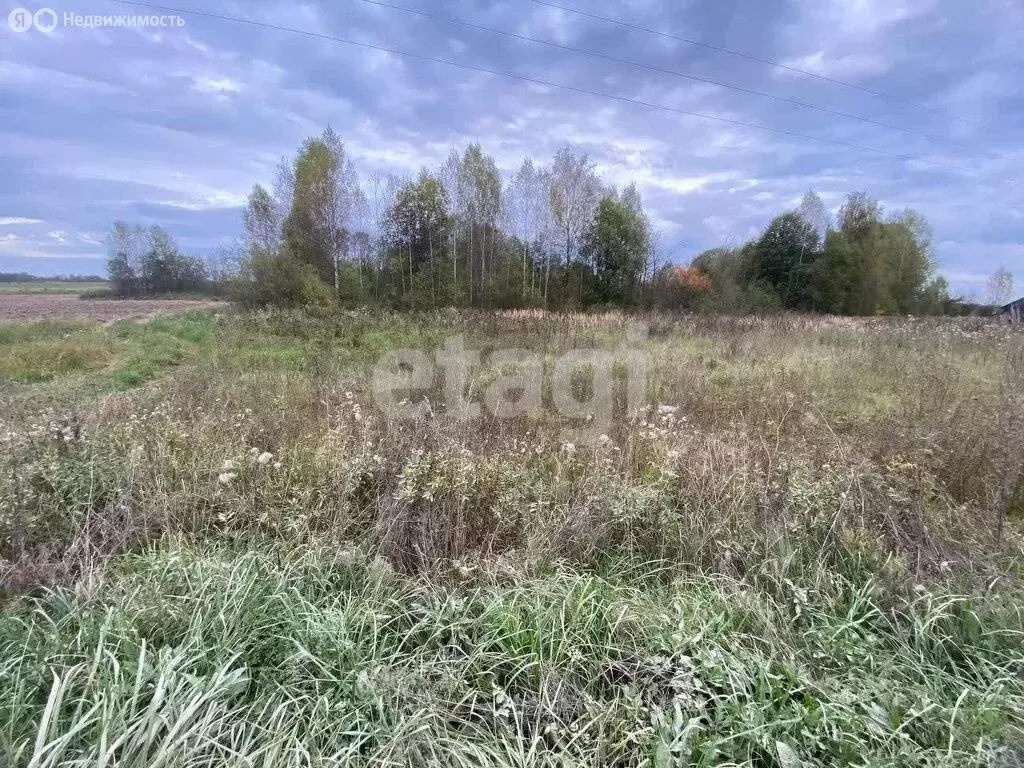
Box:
0;338;115;383
0;281;108;295
0;540;1020;766
0;309;1022;765
0;319;96;346
0;310;216;388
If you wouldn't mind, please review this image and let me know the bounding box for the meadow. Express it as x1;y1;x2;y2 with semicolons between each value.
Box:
0;281;109;296
0;307;1022;766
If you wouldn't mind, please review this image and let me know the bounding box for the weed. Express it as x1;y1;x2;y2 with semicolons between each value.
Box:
0;309;1023;764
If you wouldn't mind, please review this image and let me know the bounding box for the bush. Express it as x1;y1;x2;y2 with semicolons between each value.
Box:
232;249;333;309
78;287;116;300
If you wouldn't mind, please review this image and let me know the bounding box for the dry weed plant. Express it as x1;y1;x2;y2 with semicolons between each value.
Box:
1;309;1023;765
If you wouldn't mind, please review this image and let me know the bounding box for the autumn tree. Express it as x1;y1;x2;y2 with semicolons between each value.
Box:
227;129;956;317
988;267;1014;306
106;221;146;297
282;127;362;296
548;146;600;306
242;184;280;254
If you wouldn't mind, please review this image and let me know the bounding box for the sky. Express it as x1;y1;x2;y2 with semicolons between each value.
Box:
0;0;1021;298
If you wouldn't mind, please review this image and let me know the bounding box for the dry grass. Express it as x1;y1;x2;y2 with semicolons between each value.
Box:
0;308;1023;765
2;309;1022;585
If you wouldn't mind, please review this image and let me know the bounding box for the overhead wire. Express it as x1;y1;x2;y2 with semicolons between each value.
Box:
102;0;987;178
360;0;970;151
527;0;989;130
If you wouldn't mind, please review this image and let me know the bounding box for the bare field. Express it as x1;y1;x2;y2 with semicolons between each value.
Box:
0;293;224;322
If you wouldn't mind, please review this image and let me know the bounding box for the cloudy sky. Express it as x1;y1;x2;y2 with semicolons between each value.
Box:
1;0;1021;297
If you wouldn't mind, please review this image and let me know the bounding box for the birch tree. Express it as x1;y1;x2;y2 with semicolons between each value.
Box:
282;127;362;296
320;126;362;296
548;146;600;306
272;156;294;235
457;144;500;305
242;184;280;254
798;189;831;241
508;158;550;302
988;267;1014;306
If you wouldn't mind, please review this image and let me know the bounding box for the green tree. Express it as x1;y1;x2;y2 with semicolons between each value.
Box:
283;136;334;285
582;195;648;305
919;276;951;315
282;127;362;296
838;192;882;242
233;246;332;309
140;225;178;294
810;230;860;314
242;184;280;254
880;210;935;313
139;226;207;294
815;194;937;315
834;192;887;314
754;212;820;309
383;171;451;308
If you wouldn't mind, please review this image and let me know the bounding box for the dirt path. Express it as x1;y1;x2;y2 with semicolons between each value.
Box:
0;294;225;322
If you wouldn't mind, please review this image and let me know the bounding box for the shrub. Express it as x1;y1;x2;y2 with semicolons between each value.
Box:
231;249;333;309
78;287;116;300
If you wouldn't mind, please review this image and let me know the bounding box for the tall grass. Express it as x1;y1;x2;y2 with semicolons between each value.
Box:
1;540;1021;766
0;309;1022;765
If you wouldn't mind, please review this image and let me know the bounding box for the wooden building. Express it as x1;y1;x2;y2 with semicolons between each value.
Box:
1003;297;1023;323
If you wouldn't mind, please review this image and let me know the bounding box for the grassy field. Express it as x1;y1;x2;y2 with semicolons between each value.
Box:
0;308;1022;766
0;281;108;295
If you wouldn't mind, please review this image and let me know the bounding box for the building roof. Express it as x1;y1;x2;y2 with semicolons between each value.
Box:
1003;297;1024;310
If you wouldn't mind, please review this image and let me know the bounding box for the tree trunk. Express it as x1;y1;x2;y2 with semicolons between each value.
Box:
429;228;436;309
523;243;528;301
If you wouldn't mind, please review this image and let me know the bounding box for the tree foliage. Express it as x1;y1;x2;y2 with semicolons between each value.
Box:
214;134;957;315
754;212;820;309
583;195;649;305
106;222;207;297
987;267;1014;306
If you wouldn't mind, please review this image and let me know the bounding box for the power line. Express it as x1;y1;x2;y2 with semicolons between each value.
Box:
102;0;981;177
361;0;968;151
528;0;985;129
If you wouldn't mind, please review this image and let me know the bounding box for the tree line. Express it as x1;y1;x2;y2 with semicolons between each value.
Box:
233;128;657;311
104;126;1008;315
0;272;105;283
106;222;224;297
681;191;952;315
